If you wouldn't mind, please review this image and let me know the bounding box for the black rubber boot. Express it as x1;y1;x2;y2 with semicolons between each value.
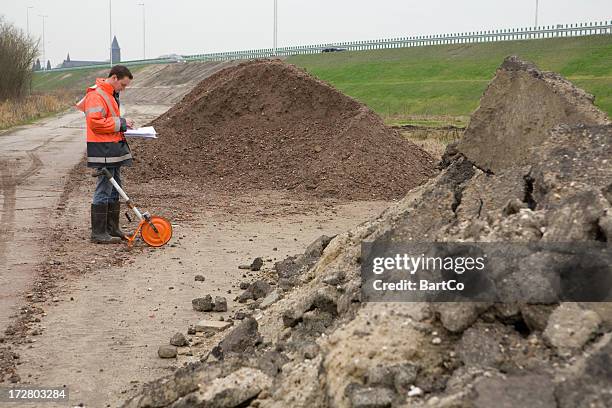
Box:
91;204;121;244
107;201;127;240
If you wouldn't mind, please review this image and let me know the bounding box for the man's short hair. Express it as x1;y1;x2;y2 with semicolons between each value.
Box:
108;65;133;80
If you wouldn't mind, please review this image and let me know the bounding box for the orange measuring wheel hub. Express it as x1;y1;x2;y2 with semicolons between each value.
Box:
140;216;173;247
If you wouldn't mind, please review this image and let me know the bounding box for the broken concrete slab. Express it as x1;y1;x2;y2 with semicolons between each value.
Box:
454;56;609;173
543;303;601;355
195;320;232;334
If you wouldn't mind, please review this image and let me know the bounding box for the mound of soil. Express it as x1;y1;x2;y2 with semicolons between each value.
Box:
128;60;436;200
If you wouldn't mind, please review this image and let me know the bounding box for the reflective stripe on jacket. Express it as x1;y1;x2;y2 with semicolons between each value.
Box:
77;78;132;168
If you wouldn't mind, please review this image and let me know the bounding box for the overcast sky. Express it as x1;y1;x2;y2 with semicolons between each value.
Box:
2;0;611;67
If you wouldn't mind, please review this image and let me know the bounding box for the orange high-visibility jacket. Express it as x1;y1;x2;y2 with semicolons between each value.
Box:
76;78;132;168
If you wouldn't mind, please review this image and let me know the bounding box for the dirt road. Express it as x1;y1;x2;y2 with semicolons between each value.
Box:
0;111;85;331
14;183;386;406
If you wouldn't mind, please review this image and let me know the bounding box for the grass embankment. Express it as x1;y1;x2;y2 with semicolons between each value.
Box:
32;64;148;93
288;35;612;127
0;91;76;130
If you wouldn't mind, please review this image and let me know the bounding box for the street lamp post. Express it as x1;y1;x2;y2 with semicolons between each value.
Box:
535;0;539;27
26;6;34;37
39;14;48;70
273;0;277;56
138;3;145;59
109;0;113;67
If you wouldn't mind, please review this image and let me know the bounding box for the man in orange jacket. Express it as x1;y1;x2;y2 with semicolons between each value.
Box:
77;65;135;244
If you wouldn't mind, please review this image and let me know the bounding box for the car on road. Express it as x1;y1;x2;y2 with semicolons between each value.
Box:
321;47;347;53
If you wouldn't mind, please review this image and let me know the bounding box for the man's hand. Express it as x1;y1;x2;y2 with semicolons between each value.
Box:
126;119;135;129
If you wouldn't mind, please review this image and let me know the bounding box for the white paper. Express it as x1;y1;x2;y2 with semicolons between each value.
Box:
125;126;157;138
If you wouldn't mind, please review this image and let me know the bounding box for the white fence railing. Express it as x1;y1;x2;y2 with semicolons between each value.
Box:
43;20;612;72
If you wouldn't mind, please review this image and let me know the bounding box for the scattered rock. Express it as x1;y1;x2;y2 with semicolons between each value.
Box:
323;270;345;286
345;384;395;408
170;332;188;347
520;304;556;332
213;297;228;312
302;343;319;360
250;257;264;271
238;280;272;303
435;303;489;333
234;312;247;320
555;334;612;408
194;275;205;282
260;290;280;309
195;320;232;334
192;295;214;312
158;345;177;359
456;324;505;368
473;374;556;408
213;317;262;358
177;368;271;407
543;303;601;354
176;347;192;356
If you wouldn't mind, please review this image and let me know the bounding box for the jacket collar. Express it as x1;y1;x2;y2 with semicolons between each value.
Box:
93;78;116;96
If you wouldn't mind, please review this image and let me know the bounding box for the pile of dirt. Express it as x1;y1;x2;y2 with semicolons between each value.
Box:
127;60;436;200
123;57;611;408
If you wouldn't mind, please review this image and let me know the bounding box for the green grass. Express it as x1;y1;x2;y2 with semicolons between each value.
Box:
287;35;612;125
32;64;148;93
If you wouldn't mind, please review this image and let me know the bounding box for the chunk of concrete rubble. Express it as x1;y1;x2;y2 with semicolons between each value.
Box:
434;303;489;333
212;317;262;358
259;290;280;309
543;303;601;354
520;304;556;332
302;342;319;360
453;55;609;173
274;235;334;289
304;234;333;258
213;296;228;312
365;363;418;393
237;280;272;303
195;320;232;334
170;332;188;347
233;311;247;320
176;347;192;356
554;333;612;408
473;374;556;408
456;324;506;368
249;257;263;271
345;383;395;408
176;368;271;408
192;295;214;312
158;345;177;359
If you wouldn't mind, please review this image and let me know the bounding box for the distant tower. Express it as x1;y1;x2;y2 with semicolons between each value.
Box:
66;53;71;62
111;36;121;63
